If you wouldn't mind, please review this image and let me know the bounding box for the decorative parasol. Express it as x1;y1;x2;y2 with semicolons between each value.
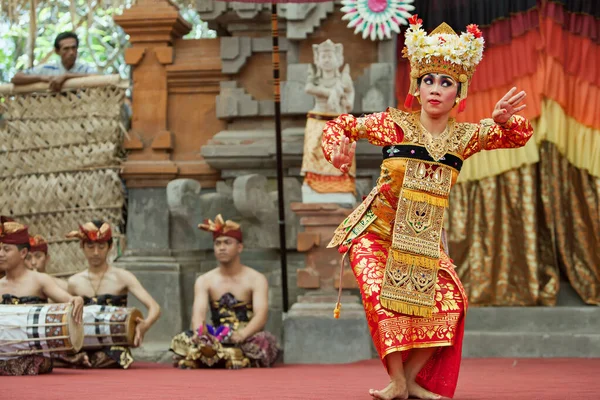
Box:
215;0;333;312
341;0;414;41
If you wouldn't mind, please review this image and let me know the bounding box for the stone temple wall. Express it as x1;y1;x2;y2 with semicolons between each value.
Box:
115;1;392;359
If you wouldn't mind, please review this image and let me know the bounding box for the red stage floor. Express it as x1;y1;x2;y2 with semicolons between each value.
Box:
2;358;599;400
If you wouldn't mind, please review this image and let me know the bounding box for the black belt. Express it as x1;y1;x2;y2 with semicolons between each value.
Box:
382;144;463;172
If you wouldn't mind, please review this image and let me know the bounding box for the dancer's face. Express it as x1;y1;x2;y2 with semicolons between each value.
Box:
419;73;459;117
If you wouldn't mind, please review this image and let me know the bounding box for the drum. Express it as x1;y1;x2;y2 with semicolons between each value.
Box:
82;305;143;350
0;303;83;359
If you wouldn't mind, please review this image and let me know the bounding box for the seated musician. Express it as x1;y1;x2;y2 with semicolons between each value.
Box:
0;216;84;376
170;215;281;369
57;220;161;369
25;235;68;291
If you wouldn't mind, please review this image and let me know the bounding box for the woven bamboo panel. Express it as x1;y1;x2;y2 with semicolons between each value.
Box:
0;170;123;216
1;87;125;120
0;118;120;151
0;142;120;178
0;81;127;276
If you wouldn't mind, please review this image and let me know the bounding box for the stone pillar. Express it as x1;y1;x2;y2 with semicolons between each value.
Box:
112;0;230;349
111;1;192;345
292;203;355;290
284;202;372;363
114;0;226;187
114;0;190;186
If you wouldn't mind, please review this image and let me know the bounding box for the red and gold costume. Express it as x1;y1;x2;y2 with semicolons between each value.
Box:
323;18;534;398
302;112;356;194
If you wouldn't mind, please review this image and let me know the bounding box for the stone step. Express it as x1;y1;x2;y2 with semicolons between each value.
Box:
465;307;600;333
463;331;600;358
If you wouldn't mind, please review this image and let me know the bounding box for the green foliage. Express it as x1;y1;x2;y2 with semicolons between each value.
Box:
0;1;215;83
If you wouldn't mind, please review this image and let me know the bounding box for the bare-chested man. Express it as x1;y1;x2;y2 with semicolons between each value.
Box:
58;220;161;369
171;214;280;369
25;235;68;291
0;217;84;376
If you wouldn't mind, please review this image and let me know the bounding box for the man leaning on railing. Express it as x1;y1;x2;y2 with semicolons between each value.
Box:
11;31;98;92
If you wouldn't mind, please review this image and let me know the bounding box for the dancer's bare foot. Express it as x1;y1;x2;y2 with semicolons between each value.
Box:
407;381;442;399
369;380;409;400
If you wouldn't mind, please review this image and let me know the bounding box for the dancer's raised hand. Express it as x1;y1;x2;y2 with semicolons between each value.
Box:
492;87;527;125
332;136;356;173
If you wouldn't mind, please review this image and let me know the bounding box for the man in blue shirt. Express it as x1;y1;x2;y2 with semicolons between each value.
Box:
11;31;97;91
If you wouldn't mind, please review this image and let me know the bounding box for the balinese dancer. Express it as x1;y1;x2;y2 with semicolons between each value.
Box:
323;17;533;399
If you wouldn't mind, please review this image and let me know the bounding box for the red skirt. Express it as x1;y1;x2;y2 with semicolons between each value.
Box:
349;230;467;399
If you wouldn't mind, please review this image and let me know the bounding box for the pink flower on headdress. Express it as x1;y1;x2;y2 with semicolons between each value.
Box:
408;14;422;26
466;24;482;39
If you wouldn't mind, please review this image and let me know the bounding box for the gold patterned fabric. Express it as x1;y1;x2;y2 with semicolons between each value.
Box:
446;162;559;306
325;109;533;315
381;158;453;317
539;142;600;304
445;140;600;306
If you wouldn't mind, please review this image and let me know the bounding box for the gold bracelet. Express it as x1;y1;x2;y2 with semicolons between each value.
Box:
478;118;494;150
356;117;367;139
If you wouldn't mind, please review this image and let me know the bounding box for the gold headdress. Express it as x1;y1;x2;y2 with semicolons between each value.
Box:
198;214;243;243
403;15;485;112
66;221;112;243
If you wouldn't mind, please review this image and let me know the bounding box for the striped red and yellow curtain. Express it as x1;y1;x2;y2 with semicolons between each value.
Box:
395;0;600;306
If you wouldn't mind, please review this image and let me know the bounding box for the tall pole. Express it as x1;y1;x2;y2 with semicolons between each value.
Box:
271;3;289;312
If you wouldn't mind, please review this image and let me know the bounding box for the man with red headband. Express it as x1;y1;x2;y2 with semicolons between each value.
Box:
25;235;68;291
170;214;280;369
58;220;161;369
0;216;84;376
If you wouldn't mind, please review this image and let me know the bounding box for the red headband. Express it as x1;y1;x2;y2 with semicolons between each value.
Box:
0;216;30;245
66;221;112;243
29;235;49;254
198;214;243;243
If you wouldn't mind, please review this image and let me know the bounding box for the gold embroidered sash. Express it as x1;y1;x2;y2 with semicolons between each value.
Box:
379;159;453;317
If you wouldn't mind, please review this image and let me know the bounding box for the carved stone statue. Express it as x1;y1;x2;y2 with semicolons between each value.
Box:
300;39;356;205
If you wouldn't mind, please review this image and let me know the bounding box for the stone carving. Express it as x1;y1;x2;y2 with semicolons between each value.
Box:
300;39;356;205
232;174;300;249
281;64;314;114
306;40;354;115
166;178;239;251
362;87;386;112
283;2;335;40
216;81;259;118
196;0;333;40
353;62;395;113
220;37;289;75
